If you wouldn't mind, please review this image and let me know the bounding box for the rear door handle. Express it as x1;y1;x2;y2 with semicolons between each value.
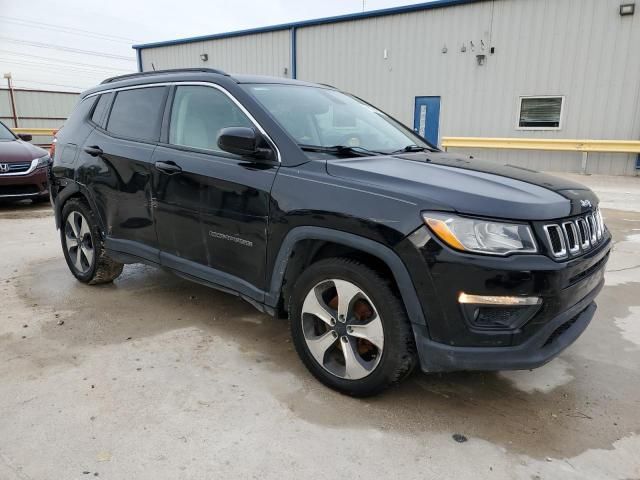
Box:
83;145;103;157
154;161;182;175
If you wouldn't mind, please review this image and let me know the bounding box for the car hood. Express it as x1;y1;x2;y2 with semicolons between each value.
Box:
0;140;47;163
325;152;598;220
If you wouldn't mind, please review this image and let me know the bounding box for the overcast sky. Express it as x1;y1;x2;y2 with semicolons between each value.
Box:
0;0;430;91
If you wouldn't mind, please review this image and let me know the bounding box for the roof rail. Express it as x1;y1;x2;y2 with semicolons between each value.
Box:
101;68;228;84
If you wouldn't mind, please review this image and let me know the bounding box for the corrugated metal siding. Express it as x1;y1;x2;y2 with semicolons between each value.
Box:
0;89;78;128
295;0;640;175
140;30;291;77
138;0;640;175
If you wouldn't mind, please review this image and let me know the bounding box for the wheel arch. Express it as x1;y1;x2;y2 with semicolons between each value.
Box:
54;182;104;234
266;226;427;327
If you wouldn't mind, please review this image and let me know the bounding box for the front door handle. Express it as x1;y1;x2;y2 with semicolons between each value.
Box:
154;161;182;175
83;145;103;157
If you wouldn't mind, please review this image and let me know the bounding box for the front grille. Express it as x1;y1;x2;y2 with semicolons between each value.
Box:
543;209;605;259
0;162;32;174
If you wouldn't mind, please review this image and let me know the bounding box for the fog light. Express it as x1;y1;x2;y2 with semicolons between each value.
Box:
458;293;541;306
459;293;542;331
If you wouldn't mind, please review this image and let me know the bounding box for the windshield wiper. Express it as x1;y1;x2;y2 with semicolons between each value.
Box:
299;144;386;158
390;145;431;154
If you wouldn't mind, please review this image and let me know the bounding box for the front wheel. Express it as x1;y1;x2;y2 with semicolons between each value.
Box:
60;198;123;284
289;258;417;397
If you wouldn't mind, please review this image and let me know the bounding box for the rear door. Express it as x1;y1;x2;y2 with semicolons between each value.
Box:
152;83;278;297
78;86;169;263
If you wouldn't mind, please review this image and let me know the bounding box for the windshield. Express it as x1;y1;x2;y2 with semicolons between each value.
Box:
242;84;433;157
0;121;16;141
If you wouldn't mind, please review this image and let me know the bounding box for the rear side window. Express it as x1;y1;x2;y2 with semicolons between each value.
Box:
91;92;113;127
106;87;166;142
62;96;98;133
169;86;253;152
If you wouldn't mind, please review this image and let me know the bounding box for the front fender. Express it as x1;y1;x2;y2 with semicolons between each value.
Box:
265;226;427;327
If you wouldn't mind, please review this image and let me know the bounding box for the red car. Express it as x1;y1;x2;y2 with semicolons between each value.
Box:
0;120;51;202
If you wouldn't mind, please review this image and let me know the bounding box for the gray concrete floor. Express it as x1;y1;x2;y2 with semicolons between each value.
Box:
1;174;639;480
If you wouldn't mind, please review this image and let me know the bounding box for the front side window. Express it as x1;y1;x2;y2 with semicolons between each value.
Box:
106;87;166;142
243;84;431;157
169;86;253;153
0;121;16;141
518;96;563;129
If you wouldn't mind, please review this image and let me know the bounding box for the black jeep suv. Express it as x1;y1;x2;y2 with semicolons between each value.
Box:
50;68;611;396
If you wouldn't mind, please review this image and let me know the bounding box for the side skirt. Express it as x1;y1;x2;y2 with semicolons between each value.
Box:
105;238;273;316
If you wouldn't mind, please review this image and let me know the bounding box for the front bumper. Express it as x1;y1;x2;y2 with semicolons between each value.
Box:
413;279;601;372
397;225;611;372
0;166;49;200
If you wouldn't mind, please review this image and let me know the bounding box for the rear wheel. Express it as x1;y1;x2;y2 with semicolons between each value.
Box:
61;198;123;284
289;257;416;397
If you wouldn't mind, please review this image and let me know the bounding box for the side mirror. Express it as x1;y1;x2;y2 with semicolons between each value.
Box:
18;133;33;142
218;127;273;160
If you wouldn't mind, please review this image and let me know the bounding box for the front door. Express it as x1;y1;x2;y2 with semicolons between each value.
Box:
153;84;278;298
413;96;441;146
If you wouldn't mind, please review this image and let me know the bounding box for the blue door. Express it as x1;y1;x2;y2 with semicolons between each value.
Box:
413;96;441;146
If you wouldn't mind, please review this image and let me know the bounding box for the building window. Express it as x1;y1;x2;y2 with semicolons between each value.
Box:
518;96;564;130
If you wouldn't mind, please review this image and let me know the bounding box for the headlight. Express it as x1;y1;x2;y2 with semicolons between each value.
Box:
35;154;51;168
422;212;538;256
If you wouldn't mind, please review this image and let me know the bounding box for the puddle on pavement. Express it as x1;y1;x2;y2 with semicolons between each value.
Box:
12;253;640;462
613;306;640;348
498;358;574;393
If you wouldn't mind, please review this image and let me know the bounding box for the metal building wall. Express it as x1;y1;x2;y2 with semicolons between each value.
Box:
0;88;78;129
140;30;291;77
295;0;640;175
136;0;640;175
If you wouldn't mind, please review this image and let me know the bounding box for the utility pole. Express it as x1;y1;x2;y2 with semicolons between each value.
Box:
3;72;18;128
362;0;366;12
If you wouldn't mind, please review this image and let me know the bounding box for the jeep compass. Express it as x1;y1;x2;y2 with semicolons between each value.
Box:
50;69;611;396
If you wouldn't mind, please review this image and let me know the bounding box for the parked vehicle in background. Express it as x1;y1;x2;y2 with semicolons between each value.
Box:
50;69;611;396
0;120;51;202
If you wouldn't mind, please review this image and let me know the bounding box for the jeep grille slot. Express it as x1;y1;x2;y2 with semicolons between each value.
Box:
576;218;590;249
544;225;566;258
587;214;598;243
562;222;580;254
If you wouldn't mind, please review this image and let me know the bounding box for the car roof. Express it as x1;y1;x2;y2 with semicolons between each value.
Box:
81;68;331;98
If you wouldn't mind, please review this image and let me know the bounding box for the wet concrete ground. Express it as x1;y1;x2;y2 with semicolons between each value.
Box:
1;174;639;479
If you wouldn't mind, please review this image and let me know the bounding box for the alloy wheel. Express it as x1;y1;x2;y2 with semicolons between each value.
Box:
64;211;95;274
301;279;384;380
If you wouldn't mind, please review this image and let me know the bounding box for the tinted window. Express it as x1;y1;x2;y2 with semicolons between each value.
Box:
91;92;113;127
169;86;252;152
107;87;166;142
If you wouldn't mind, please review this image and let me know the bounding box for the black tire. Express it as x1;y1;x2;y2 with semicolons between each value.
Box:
289;257;417;397
60;198;123;285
